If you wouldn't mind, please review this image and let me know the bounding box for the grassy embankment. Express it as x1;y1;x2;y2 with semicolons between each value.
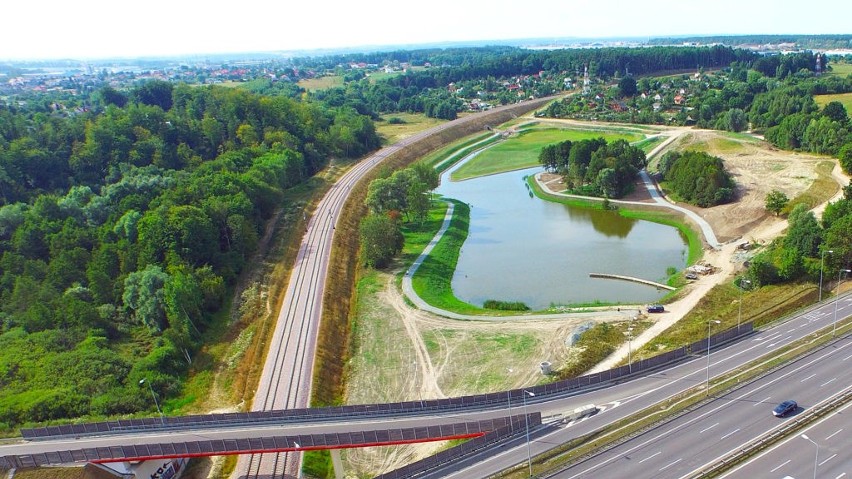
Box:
304;98;555;477
450;125;642;181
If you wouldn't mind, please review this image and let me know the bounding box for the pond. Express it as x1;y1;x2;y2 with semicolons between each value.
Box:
436;156;688;310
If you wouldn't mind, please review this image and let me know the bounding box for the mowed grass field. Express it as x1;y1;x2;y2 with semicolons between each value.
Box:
374;112;446;145
298;75;344;91
450;126;643;181
814;92;852;115
827;62;852;77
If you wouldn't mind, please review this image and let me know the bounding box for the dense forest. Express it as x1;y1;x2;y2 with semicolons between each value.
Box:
539;138;646;198
0;81;379;427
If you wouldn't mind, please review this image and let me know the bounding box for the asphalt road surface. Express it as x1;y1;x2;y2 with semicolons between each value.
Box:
546;336;852;478
721;401;851;479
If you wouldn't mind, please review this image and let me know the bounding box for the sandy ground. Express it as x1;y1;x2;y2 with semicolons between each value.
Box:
340;124;849;477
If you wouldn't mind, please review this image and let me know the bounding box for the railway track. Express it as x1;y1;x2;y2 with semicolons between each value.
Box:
234;98;556;479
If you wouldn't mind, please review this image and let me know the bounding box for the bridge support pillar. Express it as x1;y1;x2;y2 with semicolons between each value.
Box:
330;449;344;479
96;457;186;478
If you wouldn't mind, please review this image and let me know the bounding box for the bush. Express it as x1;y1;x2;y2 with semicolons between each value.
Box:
483;300;531;311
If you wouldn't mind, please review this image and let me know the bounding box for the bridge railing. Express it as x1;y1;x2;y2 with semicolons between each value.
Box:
21;323;753;441
374;413;541;479
3;416;524;469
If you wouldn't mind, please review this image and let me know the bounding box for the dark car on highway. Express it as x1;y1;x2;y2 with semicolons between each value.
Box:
773;400;797;417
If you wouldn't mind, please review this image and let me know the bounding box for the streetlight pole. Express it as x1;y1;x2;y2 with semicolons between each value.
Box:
737;278;751;332
139;378;164;425
706;320;721;396
627;328;633;374
523;390;535;477
819;249;833;302
800;434;819;479
833;269;851;337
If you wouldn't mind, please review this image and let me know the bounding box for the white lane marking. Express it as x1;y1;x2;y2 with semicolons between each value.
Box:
843;353;852;361
699;423;719;433
787;328;796;333
819;453;837;466
754;396;772;406
659;458;682;471
801;373;817;382
836;473;846;479
770;459;791;472
825;428;843;440
720;428;740;440
820;378;837;388
638;451;661;463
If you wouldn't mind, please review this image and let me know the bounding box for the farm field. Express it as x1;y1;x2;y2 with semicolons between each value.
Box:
814;92;852;113
374;112;446;145
450;123;643;181
297;75;344;91
827;61;852;77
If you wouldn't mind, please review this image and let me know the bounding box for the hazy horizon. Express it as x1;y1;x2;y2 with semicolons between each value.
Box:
2;0;850;62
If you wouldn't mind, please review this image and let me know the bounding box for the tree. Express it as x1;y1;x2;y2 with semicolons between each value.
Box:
122;265;170;332
722;108;748;132
783;203;822;258
618;76;637;97
359;213;403;268
822;101;849;124
764;189;789;215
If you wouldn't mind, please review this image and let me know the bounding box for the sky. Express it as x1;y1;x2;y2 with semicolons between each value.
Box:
2;0;851;60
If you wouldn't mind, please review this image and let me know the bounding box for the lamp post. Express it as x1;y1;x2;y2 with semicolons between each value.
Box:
627;327;634;374
737;278;751;331
139;378;164;425
706;320;721;396
833;268;851;337
523;390;535;477
800;434;819;479
819;249;833;302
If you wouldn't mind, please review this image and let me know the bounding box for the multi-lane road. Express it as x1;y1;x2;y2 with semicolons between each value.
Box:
419;297;852;478
722;401;851;479
5;293;847;479
547;336;851;478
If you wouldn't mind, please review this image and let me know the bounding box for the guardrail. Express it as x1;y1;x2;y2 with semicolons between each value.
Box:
21;323;753;442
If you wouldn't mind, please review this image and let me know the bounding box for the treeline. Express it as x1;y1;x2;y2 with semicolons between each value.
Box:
658;151;735;207
749;185;852;288
539;138;646;198
648;34;852;50
310;45;753;120
360;163;439;267
0;81;380;427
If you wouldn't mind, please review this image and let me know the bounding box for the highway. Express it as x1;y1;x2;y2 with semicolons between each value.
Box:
416;298;852;478
4;295;849;478
721;401;851;479
543;336;852;478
